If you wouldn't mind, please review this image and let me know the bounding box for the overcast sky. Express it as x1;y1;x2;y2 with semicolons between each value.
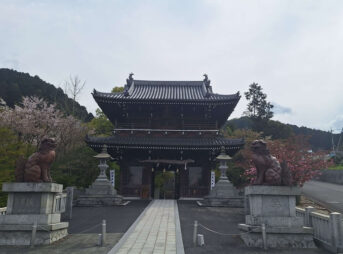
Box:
1;0;343;132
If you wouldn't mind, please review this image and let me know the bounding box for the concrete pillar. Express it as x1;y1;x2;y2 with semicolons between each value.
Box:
62;187;73;220
304;206;315;227
329;212;342;249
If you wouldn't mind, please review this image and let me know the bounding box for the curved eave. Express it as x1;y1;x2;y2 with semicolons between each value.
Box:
92;91;241;105
85;136;245;151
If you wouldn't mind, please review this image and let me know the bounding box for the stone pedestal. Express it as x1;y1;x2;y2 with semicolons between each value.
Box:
201;148;243;207
202;178;244;207
238;186;315;248
75;174;122;206
75;145;123;206
0;183;68;246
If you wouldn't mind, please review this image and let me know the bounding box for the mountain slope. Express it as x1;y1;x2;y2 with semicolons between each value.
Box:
0;68;93;122
227;116;339;151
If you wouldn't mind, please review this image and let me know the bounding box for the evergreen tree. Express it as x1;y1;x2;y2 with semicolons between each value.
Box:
244;83;273;120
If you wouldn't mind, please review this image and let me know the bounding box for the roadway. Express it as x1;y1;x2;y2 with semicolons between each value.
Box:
302;180;343;213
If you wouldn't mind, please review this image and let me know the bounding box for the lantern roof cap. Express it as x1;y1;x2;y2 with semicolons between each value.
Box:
94;144;111;159
216;146;232;160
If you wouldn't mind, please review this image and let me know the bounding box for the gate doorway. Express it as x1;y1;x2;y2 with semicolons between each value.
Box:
141;159;194;200
151;167;180;199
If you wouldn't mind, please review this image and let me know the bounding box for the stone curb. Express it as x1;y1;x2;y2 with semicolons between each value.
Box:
174;201;185;254
107;200;153;254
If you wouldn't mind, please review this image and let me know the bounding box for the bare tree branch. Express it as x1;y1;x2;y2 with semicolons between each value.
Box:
64;75;86;116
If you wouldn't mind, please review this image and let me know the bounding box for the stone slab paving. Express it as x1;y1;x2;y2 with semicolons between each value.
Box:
109;200;184;254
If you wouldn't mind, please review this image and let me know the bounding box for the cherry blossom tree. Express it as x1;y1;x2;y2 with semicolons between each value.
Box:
0;96;87;155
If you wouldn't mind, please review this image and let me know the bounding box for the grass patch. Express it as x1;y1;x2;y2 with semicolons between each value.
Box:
328;165;343;170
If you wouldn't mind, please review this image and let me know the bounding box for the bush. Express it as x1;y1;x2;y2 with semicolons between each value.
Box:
227;166;248;188
0;127;34;207
51;144;99;188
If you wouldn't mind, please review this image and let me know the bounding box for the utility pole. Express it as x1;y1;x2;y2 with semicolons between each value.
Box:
337;128;343;152
331;129;336;153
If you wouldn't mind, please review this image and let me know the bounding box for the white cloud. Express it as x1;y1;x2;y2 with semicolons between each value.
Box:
0;0;342;131
272;103;292;115
329;115;343;133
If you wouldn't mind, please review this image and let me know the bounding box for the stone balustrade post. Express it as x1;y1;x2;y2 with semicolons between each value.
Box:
329;212;343;249
65;187;73;220
304;206;315;227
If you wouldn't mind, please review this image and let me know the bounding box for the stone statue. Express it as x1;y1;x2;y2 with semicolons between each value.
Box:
250;140;292;186
15;138;57;182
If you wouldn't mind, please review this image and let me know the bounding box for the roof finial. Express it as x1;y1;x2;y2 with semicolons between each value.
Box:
126;73;134;87
203;74;211;97
125;73;134;97
203;73;210;87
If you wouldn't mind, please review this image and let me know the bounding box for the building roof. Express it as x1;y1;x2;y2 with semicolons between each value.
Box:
86;135;244;151
93;79;240;103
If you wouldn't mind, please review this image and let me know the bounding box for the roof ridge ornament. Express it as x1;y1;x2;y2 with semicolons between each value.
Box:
203;74;210;85
126;72;134;86
203;74;211;97
124;73;134;97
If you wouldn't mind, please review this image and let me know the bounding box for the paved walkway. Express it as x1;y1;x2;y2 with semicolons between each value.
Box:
109;200;184;254
303;180;343;213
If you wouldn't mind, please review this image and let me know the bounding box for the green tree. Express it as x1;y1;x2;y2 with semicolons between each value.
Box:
111;86;124;93
88;109;114;136
88;86;124;136
244;83;273;120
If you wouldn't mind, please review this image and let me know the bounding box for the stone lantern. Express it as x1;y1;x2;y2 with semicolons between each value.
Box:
93;145;111;182
75;145;122;206
216;146;232;182
202;146;243;207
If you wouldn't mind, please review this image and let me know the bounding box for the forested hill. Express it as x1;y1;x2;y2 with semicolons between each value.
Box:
0;69;93;122
227;116;339;151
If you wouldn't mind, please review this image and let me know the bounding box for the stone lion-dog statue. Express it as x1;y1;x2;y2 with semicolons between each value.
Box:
250;140;292;186
15;138;57;182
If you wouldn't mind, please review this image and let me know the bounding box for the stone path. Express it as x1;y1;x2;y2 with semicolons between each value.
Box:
109;200;184;254
303;180;343;213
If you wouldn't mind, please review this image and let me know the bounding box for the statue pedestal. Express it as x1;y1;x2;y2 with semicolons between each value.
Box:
75;177;122;206
238;186;315;248
0;183;68;246
202;178;244;207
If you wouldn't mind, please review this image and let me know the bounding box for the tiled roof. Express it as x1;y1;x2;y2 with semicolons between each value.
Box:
86;135;244;150
93;79;240;103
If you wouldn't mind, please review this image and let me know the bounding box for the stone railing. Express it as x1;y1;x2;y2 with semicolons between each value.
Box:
0;207;6;215
54;193;67;213
296;207;343;253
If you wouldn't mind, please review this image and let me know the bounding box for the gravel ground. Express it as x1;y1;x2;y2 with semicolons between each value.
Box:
0;233;122;254
177;200;329;254
0;200;150;254
68;200;150;234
